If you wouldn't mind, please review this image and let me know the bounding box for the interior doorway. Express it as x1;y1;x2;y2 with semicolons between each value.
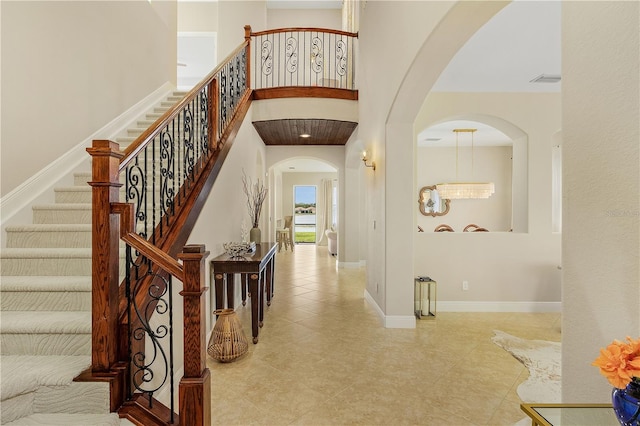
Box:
293;185;317;244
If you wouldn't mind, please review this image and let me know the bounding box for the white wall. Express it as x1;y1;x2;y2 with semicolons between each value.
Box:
178;1;218;32
562;1;639;402
267;8;341;29
412;91;561;309
186;104;266;332
217;1;266;60
358;2;507;325
1;1;177;196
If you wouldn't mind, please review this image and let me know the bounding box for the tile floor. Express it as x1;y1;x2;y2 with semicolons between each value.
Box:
207;244;561;425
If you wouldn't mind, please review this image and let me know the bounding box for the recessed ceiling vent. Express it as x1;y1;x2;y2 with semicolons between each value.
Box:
424;138;442;142
530;74;561;83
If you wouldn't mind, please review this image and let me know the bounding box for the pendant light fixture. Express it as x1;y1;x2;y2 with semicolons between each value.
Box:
436;128;495;199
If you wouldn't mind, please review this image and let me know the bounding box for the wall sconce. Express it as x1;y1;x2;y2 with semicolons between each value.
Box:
362;151;376;171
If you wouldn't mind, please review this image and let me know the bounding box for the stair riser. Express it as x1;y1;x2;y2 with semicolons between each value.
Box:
1;392;35;423
34;382;110;415
33;209;91;224
1;292;91;311
0;256;125;276
1;334;90;356
6;230;91;248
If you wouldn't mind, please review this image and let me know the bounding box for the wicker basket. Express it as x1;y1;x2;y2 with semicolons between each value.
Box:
207;309;248;362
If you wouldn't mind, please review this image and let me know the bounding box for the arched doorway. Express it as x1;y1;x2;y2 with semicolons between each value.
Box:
269;157;338;253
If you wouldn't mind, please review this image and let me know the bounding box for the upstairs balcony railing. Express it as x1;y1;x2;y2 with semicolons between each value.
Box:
247;26;358;100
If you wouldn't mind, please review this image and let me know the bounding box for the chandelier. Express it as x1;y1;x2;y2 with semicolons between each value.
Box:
436;128;495;199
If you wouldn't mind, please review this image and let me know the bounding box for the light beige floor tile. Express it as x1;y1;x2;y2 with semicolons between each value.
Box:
208;245;560;425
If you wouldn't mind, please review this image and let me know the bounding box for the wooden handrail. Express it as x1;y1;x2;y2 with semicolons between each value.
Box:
249;26;358;38
120;40;249;170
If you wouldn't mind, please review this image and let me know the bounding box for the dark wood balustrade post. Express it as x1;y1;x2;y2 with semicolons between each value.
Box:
244;25;252;90
178;245;211;426
87;140;123;372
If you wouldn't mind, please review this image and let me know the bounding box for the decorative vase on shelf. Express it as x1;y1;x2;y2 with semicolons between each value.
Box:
249;227;261;243
612;380;640;426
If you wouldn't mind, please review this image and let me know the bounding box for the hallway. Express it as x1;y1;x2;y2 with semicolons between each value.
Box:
207;245;561;425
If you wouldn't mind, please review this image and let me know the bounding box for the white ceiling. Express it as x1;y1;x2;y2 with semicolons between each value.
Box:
432;0;561;93
417;120;512;148
273;158;337;173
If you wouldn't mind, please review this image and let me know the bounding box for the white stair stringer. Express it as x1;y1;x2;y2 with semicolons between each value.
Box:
0;90;187;424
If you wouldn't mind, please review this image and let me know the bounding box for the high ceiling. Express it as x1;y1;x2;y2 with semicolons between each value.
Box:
255;0;561;151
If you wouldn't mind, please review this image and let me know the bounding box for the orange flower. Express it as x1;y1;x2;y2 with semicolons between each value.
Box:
593;337;640;389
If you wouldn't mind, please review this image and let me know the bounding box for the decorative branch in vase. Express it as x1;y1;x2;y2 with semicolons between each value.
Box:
242;170;268;243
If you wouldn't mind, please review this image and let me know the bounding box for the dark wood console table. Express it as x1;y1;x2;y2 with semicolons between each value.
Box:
210;242;277;343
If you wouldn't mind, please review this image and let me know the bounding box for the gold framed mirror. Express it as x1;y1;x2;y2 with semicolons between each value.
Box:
418;185;450;217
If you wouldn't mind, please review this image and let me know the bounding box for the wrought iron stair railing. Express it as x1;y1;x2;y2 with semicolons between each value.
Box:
86;25;357;426
87;40;251;426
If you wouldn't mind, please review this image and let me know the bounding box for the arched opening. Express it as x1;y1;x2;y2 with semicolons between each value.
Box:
269;157;338;254
416;116;528;233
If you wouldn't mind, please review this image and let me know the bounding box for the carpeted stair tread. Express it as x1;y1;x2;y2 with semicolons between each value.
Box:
0;355;91;400
5;224;92;232
0;276;91;292
32;203;91;210
1;248;91;258
1;311;91;334
4;413;123;425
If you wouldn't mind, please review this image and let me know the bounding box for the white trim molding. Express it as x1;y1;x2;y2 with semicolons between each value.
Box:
364;289;417;329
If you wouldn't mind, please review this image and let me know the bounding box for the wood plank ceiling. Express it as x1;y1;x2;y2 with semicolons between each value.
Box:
252;119;358;145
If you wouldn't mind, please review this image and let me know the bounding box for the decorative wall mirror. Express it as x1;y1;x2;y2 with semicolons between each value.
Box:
418;185;451;217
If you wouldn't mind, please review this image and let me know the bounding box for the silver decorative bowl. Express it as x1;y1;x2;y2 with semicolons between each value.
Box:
223;242;251;258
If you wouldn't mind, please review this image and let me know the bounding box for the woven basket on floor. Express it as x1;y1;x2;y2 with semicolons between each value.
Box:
207;309;248;362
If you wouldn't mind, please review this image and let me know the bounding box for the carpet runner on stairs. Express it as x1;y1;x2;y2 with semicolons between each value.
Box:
0;90;185;425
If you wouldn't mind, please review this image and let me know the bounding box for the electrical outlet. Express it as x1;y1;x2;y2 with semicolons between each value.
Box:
462;280;469;291
373;220;376;230
376;282;379;293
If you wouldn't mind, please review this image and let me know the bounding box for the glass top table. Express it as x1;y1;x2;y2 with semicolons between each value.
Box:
521;403;617;426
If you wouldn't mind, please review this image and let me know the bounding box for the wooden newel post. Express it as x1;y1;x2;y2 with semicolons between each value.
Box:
178;244;211;426
86;140;123;373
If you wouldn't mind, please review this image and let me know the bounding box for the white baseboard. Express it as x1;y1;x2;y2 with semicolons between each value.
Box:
0;82;175;231
363;293;560;327
438;301;562;312
363;289;417;329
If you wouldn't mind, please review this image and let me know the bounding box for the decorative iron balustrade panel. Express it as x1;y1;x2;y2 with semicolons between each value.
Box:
124;86;211;244
126;246;175;422
253;30;356;90
217;46;248;140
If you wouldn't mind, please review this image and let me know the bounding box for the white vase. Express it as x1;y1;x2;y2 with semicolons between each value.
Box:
249;227;261;243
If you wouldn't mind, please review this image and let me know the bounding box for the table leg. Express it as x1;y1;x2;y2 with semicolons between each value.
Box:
249;273;260;343
225;273;235;309
241;274;247;306
266;259;273;306
214;273;224;312
258;271;265;328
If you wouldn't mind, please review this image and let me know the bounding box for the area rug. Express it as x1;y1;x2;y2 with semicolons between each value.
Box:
491;330;561;403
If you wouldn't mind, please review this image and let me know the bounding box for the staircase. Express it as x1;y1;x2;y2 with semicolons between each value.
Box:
0;91;186;425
